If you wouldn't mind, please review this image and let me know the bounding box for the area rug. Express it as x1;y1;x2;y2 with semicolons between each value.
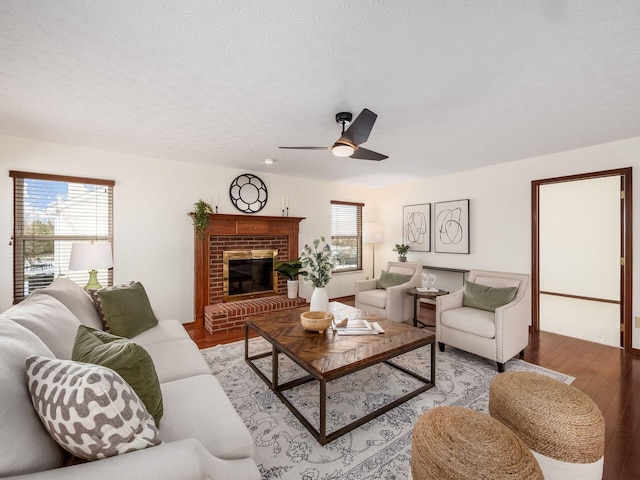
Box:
202;338;574;480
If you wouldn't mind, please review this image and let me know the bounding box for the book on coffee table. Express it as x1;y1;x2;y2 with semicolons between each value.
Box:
333;319;384;335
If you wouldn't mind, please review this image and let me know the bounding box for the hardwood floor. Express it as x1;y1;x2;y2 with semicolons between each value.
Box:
186;297;640;479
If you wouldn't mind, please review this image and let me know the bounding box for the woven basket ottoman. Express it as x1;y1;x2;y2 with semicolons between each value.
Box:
489;372;605;480
411;406;543;480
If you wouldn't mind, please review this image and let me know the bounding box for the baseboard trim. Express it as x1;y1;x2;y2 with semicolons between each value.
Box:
540;291;620;305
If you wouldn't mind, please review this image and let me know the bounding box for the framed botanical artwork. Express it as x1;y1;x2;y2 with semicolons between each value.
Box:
434;199;470;254
403;203;431;252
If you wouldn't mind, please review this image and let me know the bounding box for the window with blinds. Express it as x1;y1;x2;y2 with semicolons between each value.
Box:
10;171;114;303
330;200;363;272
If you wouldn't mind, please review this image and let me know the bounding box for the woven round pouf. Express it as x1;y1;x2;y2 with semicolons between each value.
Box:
411;406;543;480
489;372;605;480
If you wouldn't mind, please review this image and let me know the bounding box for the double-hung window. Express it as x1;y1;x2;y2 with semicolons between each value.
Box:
10;171;114;303
330;200;363;272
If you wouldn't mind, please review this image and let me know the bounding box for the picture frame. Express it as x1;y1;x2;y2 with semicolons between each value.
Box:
434;199;470;254
403;203;431;252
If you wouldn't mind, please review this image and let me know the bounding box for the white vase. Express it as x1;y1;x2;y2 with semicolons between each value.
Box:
309;286;329;312
286;280;299;299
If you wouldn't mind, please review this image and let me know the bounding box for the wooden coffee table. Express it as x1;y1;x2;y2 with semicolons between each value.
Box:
244;305;435;445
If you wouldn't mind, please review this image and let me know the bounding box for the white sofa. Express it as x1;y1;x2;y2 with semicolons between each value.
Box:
0;278;261;479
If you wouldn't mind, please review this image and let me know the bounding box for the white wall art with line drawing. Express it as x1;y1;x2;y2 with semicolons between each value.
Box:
434;199;469;254
403;203;431;252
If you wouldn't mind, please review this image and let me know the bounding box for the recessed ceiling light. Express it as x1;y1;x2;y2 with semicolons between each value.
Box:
264;158;276;164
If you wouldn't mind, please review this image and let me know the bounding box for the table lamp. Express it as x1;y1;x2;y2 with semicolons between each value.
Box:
363;222;384;278
69;242;113;291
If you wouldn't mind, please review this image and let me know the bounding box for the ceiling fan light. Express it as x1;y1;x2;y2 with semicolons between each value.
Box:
332;144;355;157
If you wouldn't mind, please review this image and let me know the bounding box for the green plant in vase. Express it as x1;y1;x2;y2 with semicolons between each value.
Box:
300;236;334;311
275;258;308;299
393;243;410;261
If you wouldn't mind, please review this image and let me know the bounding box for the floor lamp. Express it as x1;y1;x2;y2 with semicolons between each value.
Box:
363;222;384;279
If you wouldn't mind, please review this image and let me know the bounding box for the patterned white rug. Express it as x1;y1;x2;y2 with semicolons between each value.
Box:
202;336;573;480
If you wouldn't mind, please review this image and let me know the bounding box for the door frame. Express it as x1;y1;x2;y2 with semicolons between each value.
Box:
531;167;633;353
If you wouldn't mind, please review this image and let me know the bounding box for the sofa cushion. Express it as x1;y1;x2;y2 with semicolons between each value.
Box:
377;270;412;289
160;374;254;460
143;339;212;383
441;307;496;339
88;280;135;331
34;276;103;330
131;319;190;347
1;293;81;359
0;319;65;476
463;280;518;312
25;355;161;461
72;325;163;426
356;288;388;309
91;281;158;338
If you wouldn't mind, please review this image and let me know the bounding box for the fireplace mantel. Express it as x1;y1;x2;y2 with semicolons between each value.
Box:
192;213;305;327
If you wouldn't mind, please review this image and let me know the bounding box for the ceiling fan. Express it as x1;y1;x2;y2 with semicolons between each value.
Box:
279;109;388;161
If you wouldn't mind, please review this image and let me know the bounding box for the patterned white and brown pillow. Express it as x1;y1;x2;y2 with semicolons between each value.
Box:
25;355;160;461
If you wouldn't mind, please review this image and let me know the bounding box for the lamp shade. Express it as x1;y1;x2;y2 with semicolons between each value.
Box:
363;222;384;244
69;243;113;271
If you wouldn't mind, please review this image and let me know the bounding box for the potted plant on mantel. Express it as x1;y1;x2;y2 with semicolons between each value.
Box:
192;199;214;239
300;236;334;312
393;243;410;262
274;258;307;299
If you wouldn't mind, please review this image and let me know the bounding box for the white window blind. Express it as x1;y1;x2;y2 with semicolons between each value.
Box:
330;200;363;272
10;171;114;303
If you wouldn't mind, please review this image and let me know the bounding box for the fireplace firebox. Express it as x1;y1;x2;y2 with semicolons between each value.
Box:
223;249;278;301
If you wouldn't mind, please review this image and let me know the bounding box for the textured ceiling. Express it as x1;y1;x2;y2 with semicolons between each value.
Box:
1;1;639;187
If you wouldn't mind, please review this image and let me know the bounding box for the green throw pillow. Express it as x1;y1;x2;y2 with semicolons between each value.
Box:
96;282;158;338
377;270;412;289
463;281;518;312
72;325;163;426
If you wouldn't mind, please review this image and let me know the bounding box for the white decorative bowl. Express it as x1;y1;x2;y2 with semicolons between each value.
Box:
300;311;334;334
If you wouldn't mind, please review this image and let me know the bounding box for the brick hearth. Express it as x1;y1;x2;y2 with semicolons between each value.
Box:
204;295;306;334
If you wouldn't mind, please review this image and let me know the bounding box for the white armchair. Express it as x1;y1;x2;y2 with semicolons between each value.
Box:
435;270;530;372
355;262;423;323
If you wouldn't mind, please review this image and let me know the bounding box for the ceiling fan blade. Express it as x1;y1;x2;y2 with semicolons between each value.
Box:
278;146;329;150
350;147;388;161
339;108;377;146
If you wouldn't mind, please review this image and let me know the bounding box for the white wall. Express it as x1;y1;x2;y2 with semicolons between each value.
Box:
1;134;638;348
372;136;639;349
0;135;376;321
540;177;620;300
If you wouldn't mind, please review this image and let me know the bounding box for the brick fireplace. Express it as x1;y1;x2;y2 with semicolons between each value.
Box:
192;213;306;333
